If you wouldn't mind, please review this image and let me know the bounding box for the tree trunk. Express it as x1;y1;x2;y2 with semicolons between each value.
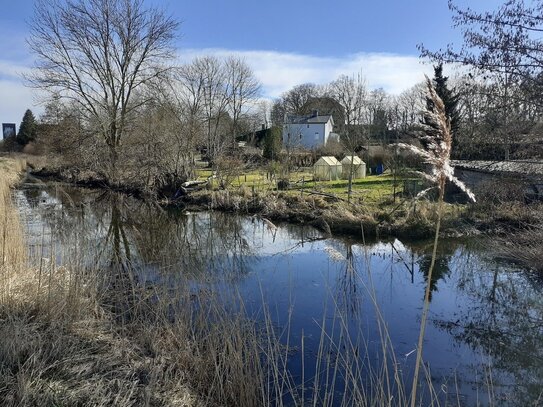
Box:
347;151;355;203
109;144;119;186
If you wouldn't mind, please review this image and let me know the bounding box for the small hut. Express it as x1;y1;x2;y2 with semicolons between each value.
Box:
314;156;342;181
341;156;366;179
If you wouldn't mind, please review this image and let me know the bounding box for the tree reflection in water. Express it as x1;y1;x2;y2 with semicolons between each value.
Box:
416;244;452;302
335;244;362;318
438;246;543;404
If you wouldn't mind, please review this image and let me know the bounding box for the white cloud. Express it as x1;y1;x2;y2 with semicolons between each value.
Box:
0;56;40;126
0;60;30;80
179;48;433;98
0;48;433;125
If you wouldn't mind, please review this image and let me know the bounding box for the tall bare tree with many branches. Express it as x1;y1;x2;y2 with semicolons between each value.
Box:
27;0;179;180
329;73;367;201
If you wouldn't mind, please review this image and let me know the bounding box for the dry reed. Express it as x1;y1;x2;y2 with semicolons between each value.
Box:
399;77;475;407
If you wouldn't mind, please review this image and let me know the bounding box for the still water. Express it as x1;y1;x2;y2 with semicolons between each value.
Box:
15;179;543;406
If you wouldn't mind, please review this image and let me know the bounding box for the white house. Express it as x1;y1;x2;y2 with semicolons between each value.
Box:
282;111;335;150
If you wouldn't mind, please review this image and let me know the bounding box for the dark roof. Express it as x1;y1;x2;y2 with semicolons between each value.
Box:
452;160;543;177
286;113;334;125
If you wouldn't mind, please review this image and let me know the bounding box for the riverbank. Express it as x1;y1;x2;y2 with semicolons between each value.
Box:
27;158;543;263
6;157;354;406
7;157;543;404
0;157;201;406
175;188;469;240
27;161;477;240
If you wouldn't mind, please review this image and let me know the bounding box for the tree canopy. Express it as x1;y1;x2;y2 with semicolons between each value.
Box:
420;0;543;82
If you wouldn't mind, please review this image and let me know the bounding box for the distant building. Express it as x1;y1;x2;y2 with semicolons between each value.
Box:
2;123;16;139
283;111;335;150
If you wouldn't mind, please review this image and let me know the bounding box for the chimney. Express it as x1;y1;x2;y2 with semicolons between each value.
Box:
312;110;319;118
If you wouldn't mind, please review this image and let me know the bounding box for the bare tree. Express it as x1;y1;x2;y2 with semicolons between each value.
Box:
329;73;367;201
224;56;261;139
282;83;319;114
191;56;231;164
28;0;179;180
271;83;319;125
38;95;88;160
395;83;425;131
166;61;207;171
367;88;391;145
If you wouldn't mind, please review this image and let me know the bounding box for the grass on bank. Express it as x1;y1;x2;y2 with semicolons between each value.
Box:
0;157;200;406
196;167;407;204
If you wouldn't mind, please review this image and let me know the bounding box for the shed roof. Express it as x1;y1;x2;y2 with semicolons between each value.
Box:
341;156;365;165
315;156;341;166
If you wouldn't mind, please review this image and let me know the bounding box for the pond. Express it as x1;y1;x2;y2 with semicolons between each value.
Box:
15;179;543;406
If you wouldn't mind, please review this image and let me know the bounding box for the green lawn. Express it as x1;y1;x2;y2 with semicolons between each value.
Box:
196;167;408;204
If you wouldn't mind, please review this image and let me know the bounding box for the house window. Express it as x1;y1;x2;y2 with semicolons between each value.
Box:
315;132;319;140
307;124;309;128
299;133;303;140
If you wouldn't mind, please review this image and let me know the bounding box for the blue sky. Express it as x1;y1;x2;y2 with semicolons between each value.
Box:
0;0;504;126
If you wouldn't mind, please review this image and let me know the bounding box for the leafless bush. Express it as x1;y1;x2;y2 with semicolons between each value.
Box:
474;178;527;206
215;157;244;189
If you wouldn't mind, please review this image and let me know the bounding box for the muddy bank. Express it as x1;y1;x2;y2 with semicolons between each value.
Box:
30;166;148;198
29;165;521;241
170;189;482;241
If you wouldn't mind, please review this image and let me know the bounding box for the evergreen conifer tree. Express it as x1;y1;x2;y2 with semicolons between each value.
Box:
425;64;461;156
432;64;460;153
17;109;37;145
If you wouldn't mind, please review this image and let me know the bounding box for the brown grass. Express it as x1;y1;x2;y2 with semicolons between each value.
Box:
0;157;200;406
498;224;543;272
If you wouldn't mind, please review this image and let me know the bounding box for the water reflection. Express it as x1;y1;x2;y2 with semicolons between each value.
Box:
19;183;260;280
416;243;453;301
438;256;543;404
15;181;543;406
335;244;362;318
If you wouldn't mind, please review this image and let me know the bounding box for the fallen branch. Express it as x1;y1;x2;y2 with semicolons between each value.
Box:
292;177;315;184
306;190;346;202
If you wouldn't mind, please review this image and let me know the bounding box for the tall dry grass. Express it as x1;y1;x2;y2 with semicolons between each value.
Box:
0;157;27;303
0;159;284;405
399;77;475;407
0;158;198;406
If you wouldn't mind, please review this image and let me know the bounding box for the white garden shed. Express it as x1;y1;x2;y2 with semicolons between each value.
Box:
341;156;366;179
314;156;342;181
